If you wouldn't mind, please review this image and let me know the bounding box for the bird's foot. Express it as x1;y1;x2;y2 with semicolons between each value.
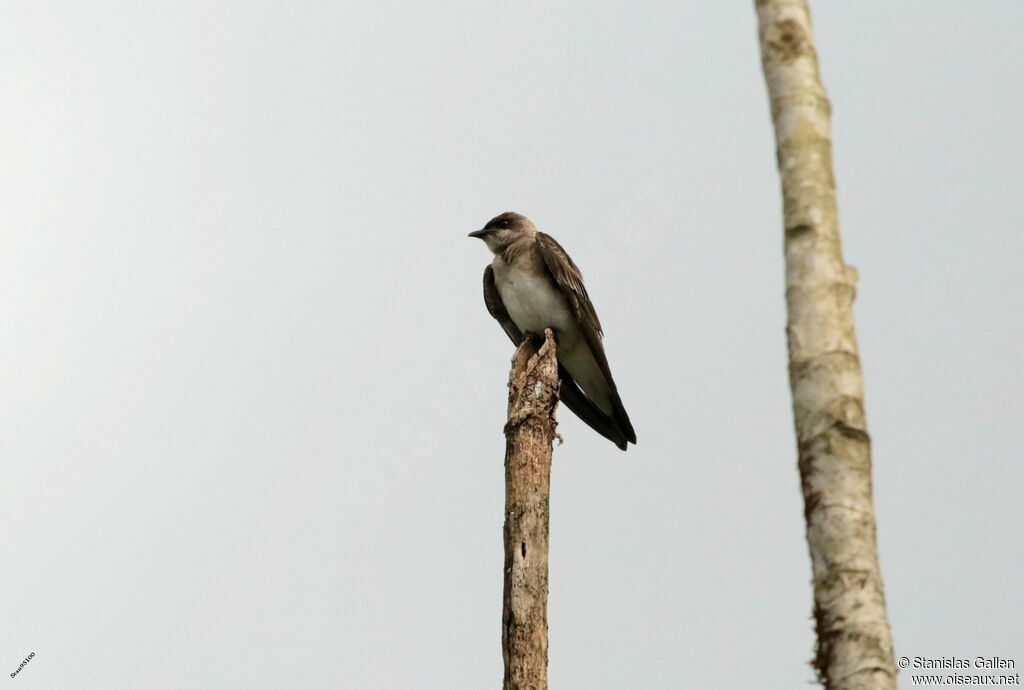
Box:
524;329;559;345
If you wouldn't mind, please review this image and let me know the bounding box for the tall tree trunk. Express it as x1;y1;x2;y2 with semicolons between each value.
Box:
501;329;559;690
753;3;897;689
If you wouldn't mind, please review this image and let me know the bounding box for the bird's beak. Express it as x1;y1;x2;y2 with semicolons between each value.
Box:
468;228;491;239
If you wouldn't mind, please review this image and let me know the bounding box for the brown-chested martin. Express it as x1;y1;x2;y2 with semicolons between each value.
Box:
469;211;636;450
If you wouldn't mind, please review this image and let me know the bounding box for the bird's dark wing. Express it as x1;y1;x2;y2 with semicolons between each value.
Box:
534;233;636;445
483;264;630;449
483;265;523;344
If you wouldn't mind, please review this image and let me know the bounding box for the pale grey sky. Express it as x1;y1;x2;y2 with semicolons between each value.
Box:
1;2;1021;689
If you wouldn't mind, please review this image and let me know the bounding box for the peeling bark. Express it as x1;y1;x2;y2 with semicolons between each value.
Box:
754;2;897;689
502;329;559;690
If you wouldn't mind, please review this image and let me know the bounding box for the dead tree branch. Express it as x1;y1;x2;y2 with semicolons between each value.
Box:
501;329;559;690
754;2;897;689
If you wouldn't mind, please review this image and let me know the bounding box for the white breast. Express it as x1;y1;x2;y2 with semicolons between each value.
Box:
498;264;575;336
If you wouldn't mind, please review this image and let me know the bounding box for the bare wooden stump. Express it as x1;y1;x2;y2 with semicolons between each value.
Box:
501;329;559;690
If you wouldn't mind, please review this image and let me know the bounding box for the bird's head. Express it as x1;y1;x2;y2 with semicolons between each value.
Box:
468;212;537;254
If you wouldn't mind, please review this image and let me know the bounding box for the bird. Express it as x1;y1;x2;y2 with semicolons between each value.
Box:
469;211;636;450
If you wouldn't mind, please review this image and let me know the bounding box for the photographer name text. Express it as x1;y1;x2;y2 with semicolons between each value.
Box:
902;657;1016;670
